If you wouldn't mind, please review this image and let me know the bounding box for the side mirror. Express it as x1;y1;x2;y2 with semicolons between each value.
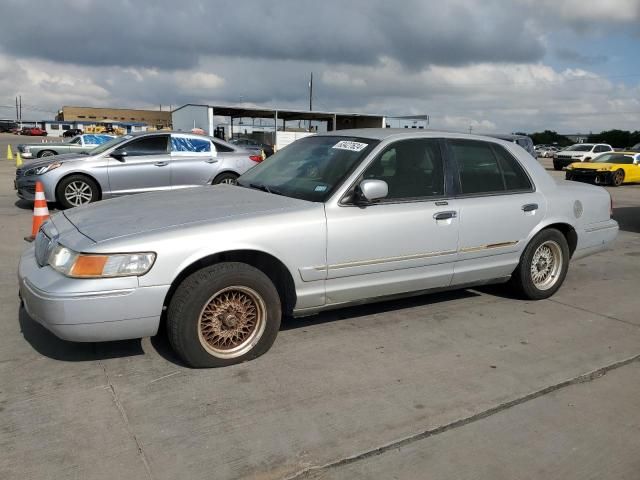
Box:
357;179;388;203
110;149;127;161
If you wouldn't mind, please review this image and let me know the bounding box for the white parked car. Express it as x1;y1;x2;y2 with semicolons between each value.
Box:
553;143;612;170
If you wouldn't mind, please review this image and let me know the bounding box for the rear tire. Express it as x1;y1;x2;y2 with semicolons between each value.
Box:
509;229;569;300
612;169;624;187
56;174;100;209
167;262;281;368
212;172;239;185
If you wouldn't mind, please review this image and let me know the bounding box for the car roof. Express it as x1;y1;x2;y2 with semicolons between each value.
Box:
318;128;526;145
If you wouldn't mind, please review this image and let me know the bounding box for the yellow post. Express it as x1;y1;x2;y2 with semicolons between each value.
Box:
16;152;22;167
7;145;13;161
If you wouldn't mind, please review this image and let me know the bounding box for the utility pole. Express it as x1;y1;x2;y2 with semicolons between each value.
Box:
19;95;22;126
309;72;313;111
15;96;18;122
468;125;473;135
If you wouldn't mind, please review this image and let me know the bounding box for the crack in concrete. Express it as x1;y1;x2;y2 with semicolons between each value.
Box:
99;361;154;480
547;297;640;329
286;353;640;480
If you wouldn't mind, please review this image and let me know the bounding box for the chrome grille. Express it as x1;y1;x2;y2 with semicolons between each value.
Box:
34;230;51;267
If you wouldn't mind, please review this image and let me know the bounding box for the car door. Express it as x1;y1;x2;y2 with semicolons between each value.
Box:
169;134;219;189
447;139;546;284
324;138;459;305
107;134;171;195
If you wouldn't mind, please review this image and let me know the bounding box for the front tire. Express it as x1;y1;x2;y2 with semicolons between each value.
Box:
167;262;281;368
612;169;625;187
38;150;56;158
553;162;562;171
509;229;569;300
56;174;100;209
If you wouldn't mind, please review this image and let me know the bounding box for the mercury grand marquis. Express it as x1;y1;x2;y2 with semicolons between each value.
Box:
19;129;618;367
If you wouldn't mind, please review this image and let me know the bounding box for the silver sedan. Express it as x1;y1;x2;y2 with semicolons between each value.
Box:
15;131;261;209
19;129;618;367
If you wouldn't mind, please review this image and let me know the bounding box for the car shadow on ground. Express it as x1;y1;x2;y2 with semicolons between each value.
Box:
613;206;640;233
14;199;57;211
19;307;144;362
19;286;512;366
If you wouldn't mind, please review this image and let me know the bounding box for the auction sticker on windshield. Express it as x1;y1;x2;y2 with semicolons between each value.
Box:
332;141;368;152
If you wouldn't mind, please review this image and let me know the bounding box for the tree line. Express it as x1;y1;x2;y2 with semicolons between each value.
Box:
525;130;640;148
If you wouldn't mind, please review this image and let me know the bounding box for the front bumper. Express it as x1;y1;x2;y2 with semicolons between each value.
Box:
565;169;614;185
554;157;581;169
18;245;169;342
15;176;37;200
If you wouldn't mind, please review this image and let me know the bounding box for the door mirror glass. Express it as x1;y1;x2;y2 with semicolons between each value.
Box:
111;149;128;161
358;179;388;202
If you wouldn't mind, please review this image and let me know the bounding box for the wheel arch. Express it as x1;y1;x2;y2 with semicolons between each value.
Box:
163;249;297;316
211;170;240;184
55;172;103;203
37;149;58;157
530;222;578;258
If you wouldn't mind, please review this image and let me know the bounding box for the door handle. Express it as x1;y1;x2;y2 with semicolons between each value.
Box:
154;161;169;167
433;211;457;221
522;203;538;212
205;158;219;163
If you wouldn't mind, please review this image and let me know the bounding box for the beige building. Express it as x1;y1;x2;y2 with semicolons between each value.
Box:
56;106;172;127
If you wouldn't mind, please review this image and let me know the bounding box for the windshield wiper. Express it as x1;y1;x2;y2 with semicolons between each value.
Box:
249;183;284;196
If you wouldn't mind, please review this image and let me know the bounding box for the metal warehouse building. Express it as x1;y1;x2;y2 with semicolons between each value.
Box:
172;104;429;150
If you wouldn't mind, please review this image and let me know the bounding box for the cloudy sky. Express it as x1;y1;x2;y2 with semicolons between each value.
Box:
1;0;639;133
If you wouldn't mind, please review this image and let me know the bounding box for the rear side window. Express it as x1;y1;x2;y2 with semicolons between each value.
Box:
121;136;168;156
171;136;211;153
450;140;532;195
212;140;234;152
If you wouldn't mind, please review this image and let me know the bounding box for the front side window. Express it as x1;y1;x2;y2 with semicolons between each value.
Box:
361;138;445;200
120;136;168;156
451;140;532;195
171;136;212;153
238;135;379;202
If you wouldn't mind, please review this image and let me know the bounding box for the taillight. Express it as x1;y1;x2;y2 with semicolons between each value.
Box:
249;155;263;163
609;192;613;217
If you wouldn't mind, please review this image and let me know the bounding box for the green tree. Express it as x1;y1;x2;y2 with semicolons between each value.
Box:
529;130;572;146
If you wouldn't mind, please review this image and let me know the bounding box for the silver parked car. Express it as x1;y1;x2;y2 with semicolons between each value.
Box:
17;134;114;159
15;131;261;209
19;129;618;367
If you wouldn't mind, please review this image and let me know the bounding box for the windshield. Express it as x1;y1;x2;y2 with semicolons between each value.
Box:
237;136;379;202
565;145;592;152
88;135;132;155
593;153;635;164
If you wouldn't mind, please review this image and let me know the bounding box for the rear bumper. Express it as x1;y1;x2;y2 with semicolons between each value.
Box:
573;219;619;260
18;246;169;342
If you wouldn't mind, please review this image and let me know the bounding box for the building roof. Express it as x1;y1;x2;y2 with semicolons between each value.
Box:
172;103;396;121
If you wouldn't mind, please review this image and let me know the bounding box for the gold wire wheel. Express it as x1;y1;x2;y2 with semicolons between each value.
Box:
530;240;563;291
197;286;267;359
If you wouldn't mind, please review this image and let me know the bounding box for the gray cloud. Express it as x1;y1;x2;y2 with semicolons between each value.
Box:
555;47;608;65
0;0;546;70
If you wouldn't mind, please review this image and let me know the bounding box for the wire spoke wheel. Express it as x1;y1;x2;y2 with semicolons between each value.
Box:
40;151;55;157
530;240;563;290
197;285;267;359
64;181;93;206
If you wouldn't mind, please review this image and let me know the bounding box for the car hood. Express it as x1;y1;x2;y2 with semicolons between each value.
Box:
63;185;311;243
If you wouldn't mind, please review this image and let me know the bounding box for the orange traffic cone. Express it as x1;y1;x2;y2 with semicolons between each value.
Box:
25;181;50;242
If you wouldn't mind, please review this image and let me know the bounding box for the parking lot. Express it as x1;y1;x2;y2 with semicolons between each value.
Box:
1;131;639;479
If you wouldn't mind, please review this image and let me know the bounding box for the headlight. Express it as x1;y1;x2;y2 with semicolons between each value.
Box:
48;244;155;278
26;162;62;176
